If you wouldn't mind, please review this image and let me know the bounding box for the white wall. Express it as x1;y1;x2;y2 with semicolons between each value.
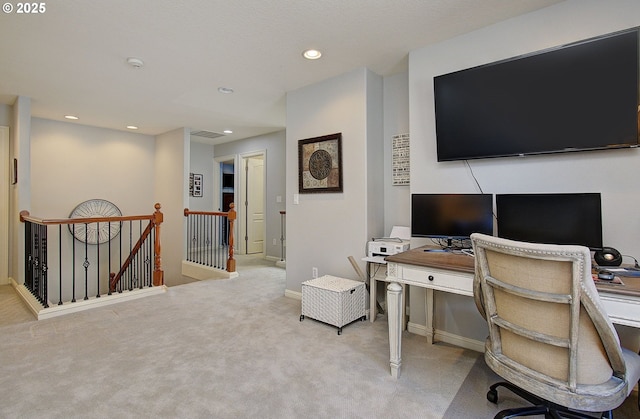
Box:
383;72;410;235
10;97;30;285
29;118;158;297
189;141;215;211
30;118;156;216
155;128;190;285
408;0;640;341
285;67;383;295
0;104;10;126
214;130;286;260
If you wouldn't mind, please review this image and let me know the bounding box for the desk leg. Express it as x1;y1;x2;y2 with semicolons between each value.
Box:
425;288;434;344
387;282;403;378
369;262;377;323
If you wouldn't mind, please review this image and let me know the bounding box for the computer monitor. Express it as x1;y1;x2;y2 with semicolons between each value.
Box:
411;193;494;249
496;193;603;250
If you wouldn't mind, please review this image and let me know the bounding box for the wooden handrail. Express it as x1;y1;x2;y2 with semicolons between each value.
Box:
20;211;154;225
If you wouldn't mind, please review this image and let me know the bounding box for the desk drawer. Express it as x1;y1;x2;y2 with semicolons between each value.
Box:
599;293;640;329
402;266;473;296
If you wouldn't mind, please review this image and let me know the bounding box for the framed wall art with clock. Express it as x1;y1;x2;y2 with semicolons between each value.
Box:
298;132;343;194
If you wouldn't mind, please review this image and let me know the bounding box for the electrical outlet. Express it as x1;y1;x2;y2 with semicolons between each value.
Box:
272;238;277;245
312;267;318;278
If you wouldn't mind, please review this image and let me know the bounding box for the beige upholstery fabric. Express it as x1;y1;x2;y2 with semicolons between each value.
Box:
471;233;640;413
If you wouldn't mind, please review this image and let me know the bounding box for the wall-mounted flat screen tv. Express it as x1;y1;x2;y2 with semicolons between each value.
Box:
411;193;494;248
434;28;639;161
496;193;603;250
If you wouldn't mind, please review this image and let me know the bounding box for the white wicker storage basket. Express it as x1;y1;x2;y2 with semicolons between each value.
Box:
300;275;366;334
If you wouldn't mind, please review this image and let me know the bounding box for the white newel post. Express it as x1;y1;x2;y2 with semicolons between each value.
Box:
387;282;403;378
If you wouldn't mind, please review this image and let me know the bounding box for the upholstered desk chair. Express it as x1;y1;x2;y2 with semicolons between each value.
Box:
470;233;640;419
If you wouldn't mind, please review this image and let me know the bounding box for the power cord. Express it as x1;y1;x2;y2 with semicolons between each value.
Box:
622;254;640;269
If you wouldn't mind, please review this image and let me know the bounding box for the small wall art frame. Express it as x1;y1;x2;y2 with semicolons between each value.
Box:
298;133;343;193
189;173;203;197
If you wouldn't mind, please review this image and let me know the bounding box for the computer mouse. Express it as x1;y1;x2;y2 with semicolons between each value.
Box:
597;270;615;281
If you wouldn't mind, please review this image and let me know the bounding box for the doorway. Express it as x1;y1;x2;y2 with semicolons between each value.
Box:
239;152;265;255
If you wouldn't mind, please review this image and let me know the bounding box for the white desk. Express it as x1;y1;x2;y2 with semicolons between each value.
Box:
384;246;640;379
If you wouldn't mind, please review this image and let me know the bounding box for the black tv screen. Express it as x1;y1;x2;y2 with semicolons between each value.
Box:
411;194;494;241
496;193;603;250
434;28;639;161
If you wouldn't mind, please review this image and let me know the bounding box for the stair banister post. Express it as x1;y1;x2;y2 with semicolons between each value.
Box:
153;203;164;286
227;203;236;273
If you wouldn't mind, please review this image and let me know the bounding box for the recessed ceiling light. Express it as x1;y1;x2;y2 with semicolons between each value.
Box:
64;115;78;120
302;49;322;60
218;87;234;94
126;125;138;130
223;130;233;134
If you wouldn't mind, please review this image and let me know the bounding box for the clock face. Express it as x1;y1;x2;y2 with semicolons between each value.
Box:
68;199;122;244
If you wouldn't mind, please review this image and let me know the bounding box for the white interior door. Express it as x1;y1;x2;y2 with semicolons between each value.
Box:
245;155;264;254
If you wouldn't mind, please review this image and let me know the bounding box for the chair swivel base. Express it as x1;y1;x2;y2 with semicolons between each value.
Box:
488;381;613;419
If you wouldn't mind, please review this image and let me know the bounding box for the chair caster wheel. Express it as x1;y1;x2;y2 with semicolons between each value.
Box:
487;389;498;404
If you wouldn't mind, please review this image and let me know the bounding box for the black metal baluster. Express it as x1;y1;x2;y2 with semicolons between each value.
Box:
128;220;133;291
40;224;48;307
58;225;63;305
225;217;230;271
191;214;195;262
118;223;123;293
187;214;192;261
196;214;201;264
83;223;89;300
137;220;142;289
108;221;112;295
200;214;204;265
151;227;155;287
96;221;100;298
24;222;30;291
72;224;76;303
147;226;152;286
214;214;220;268
142;228;147;287
206;214;211;267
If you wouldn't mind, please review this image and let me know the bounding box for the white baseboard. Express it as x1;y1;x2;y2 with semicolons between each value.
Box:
284;289;301;300
407;321;428;336
11;278;167;320
181;260;238;280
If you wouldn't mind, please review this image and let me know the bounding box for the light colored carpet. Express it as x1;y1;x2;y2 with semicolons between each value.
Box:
0;257;637;418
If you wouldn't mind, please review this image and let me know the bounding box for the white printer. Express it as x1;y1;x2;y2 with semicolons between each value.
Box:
367;239;410;258
367;226;410;258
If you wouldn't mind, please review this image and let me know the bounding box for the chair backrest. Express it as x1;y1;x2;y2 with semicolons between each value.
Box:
470;233;627;408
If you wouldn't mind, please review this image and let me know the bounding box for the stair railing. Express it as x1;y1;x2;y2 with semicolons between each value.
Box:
184;203;236;273
20;204;164;308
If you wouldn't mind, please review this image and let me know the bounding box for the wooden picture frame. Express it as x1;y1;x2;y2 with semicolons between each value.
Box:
298;133;343;193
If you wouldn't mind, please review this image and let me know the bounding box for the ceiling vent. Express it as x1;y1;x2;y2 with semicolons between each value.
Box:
190;130;225;139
